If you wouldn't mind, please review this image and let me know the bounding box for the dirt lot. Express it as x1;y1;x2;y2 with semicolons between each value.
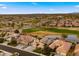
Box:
29;31;61;38
56;27;79;31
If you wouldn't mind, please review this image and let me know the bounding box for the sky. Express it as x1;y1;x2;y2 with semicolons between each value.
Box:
0;2;79;14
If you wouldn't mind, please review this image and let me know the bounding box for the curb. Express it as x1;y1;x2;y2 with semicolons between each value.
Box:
0;44;45;56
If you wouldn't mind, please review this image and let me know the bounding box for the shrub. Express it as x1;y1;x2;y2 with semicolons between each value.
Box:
42;44;53;56
8;39;18;46
0;38;5;43
62;34;67;38
34;44;53;56
14;30;20;33
33;48;43;53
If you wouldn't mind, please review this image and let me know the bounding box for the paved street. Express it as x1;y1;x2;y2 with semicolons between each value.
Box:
0;45;39;56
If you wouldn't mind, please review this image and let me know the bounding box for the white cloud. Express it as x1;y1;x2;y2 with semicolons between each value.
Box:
49;8;54;11
0;4;7;9
39;11;43;14
32;2;37;5
1;6;7;9
75;5;79;7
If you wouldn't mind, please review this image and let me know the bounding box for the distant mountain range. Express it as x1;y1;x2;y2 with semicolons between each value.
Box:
67;12;79;14
0;12;79;15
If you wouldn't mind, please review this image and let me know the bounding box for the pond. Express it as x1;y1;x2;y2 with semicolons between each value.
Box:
66;35;79;42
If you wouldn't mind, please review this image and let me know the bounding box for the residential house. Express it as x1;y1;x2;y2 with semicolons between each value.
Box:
40;35;62;45
49;40;72;56
56;42;72;56
74;44;79;56
17;35;36;46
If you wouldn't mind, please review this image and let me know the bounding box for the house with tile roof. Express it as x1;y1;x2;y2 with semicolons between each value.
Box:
49;40;72;56
74;44;79;56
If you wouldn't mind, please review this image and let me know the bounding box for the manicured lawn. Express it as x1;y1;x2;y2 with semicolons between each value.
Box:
45;28;79;35
22;28;40;33
22;28;79;36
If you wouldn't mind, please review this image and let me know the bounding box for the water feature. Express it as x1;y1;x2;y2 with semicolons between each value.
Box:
66;35;79;42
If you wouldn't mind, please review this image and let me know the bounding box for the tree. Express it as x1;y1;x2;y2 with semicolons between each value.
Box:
11;22;15;28
14;30;20;33
0;32;6;37
0;38;5;43
42;44;53;56
33;48;43;54
33;44;56;56
8;37;18;46
62;34;67;38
